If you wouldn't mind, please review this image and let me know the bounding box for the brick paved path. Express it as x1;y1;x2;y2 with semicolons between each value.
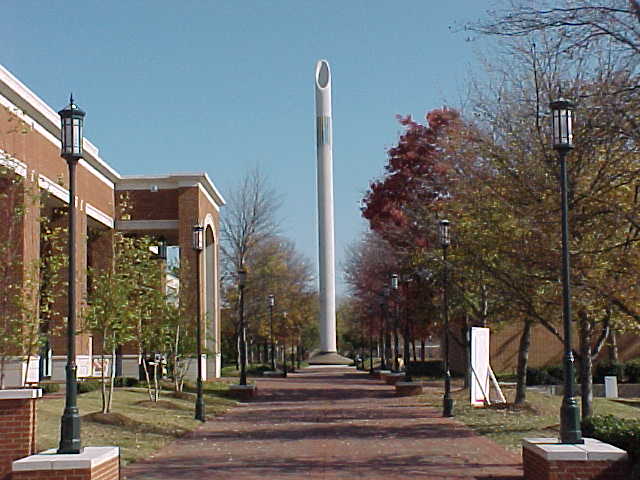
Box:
124;367;523;479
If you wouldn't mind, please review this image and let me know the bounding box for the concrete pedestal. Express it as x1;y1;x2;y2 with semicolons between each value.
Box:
262;370;284;378
382;372;404;385
308;351;352;365
13;447;120;480
228;384;258;402
522;438;629;480
374;369;391;380
395;381;423;396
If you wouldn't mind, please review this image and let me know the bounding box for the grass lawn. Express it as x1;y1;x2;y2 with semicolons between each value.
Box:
37;382;235;465
419;383;640;453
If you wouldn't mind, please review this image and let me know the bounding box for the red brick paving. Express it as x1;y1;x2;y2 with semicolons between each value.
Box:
124;367;523;479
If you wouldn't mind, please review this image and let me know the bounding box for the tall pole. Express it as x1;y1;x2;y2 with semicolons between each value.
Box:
59;158;81;454
558;148;582;443
193;229;206;422
442;243;453;417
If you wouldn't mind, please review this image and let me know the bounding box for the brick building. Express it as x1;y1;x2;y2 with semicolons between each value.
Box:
0;63;224;387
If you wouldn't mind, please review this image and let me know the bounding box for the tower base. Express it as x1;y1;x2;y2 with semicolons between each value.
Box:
308;351;353;365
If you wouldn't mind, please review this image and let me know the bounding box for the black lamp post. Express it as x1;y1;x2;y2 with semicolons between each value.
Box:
238;268;248;386
268;294;275;371
192;224;205;421
282;311;288;377
391;274;400;372
58;95;85;454
369;307;375;374
401;277;412;382
380;287;390;370
550;98;583;444
439;219;454;417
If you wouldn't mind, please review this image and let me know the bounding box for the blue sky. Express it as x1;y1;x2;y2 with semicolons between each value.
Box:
1;1;491;295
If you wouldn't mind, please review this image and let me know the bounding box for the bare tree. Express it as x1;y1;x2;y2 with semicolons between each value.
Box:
221;167;282;272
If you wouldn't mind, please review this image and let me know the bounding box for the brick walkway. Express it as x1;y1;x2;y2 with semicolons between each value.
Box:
124;367;523;479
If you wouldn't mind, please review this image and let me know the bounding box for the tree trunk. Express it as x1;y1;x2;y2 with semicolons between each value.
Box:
0;356;6;389
608;328;619;364
153;362;159;402
579;312;594;420
411;340;417;362
142;356;153;401
514;319;533;406
100;344;107;414
463;326;471;389
173;325;181;392
107;343;116;413
420;339;425;361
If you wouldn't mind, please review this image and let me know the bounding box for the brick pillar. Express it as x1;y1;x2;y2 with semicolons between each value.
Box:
0;389;41;480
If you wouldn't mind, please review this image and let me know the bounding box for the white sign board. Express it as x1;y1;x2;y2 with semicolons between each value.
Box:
604;376;619;399
470;327;490;407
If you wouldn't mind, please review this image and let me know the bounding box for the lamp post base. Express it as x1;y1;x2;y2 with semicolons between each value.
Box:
560;397;583;444
195;396;205;422
443;397;454;417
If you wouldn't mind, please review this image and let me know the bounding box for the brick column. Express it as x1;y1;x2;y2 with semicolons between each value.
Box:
0;389;41;480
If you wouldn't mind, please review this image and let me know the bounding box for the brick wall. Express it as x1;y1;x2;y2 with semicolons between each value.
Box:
12;456;119;480
523;443;630;480
0;396;37;480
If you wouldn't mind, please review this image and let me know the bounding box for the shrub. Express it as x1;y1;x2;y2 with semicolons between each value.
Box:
77;380;102;394
593;363;625;384
40;383;60;394
626;360;640;384
582;415;640;473
526;366;562;386
113;376;139;387
407;360;444;377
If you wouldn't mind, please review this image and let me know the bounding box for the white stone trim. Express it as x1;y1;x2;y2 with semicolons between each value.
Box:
0;389;42;400
117;172;225;209
523;437;628;462
38;173;69;203
0;150;27;177
12;446;119;471
115;219;179;231
85;202;114;228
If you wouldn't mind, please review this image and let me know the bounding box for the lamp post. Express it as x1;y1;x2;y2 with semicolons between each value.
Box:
268;295;275;371
391;274;400;372
369;307;375;374
58;95;85;454
439;219;454;417
192;224;205;421
238;268;248;386
401;277;412;382
282;311;288;377
550;98;583;444
380;287;390;370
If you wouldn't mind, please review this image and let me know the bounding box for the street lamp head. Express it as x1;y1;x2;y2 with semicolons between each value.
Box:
391;273;399;291
438;219;451;247
238;268;247;288
550;98;575;151
192;224;204;251
58;94;85;162
268;294;275;307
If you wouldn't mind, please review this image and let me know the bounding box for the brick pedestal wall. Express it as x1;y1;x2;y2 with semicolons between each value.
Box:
0;390;41;480
523;438;629;480
12;447;119;480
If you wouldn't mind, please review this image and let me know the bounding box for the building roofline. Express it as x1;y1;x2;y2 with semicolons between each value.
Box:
0;64;121;184
117;172;226;207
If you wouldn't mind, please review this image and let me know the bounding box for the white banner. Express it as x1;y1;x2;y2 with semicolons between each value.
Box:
470;327;490;406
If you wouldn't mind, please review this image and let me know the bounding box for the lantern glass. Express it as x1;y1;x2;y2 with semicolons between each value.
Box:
268;294;275;307
192;224;204;251
439;219;451;247
157;237;167;260
391;273;399;290
550;99;574;150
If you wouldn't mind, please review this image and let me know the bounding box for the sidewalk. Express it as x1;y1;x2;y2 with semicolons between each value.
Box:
124;367;523;479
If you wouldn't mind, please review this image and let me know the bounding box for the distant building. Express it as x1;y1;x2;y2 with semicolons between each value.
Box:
0;64;224;387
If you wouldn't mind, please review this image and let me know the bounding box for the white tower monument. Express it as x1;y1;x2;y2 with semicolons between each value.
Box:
310;59;350;365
